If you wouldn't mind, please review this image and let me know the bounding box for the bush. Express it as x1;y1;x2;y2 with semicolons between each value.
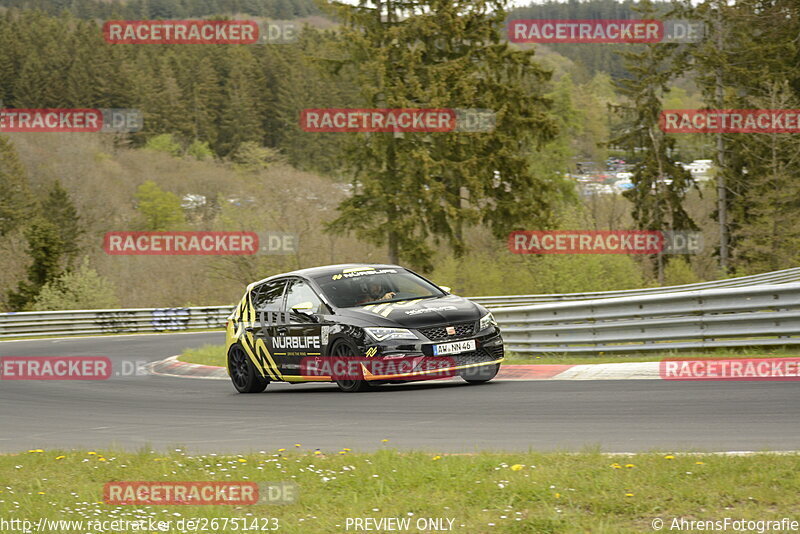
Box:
663;257;700;286
187;140;214;161
32;257;119;311
231;142;283;172
135;180;185;231
144;134;182;156
430;250;645;296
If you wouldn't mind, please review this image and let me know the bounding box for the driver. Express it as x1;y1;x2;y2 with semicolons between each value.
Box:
357;279;396;305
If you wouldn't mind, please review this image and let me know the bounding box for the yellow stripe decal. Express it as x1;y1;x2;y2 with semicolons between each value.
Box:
241;334;274;380
255;337;283;380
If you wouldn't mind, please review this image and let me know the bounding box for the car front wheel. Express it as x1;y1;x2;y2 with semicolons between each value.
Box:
331;339;372;393
460;363;500;384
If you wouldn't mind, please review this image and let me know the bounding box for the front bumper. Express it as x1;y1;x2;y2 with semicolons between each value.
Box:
360;328;504;382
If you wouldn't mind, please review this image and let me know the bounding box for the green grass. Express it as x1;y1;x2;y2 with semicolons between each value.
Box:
1;448;798;533
178;344;227;366
179;344;800;368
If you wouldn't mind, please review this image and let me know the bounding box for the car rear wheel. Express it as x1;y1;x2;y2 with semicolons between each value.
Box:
331;340;372;393
228;345;268;393
460;363;500;384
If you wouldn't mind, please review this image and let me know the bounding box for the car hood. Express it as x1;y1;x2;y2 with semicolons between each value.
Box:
335;294;484;328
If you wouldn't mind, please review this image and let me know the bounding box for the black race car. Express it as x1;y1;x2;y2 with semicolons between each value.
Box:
225;264;504;392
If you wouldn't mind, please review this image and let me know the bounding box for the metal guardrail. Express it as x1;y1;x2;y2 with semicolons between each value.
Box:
492;283;800;353
2;270;800;354
470;267;800;307
0;306;232;338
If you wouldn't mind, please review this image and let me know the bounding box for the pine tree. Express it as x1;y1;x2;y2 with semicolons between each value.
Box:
0;135;35;236
324;0;565;269
216;48;267;157
690;0;800;274
40;180;84;266
612;0;697;282
7;219;65;311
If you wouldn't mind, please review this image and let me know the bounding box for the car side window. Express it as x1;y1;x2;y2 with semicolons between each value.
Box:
252;279;287;311
283;279;323;315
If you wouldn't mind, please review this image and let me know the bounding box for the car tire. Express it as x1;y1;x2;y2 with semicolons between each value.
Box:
460;363;500;384
228;344;268;393
331;339;372;393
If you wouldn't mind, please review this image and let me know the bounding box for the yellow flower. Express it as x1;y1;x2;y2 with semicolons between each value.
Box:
55;456;65;460
381;439;389;443
98;458;107;462
314;451;322;455
238;458;247;463
695;461;705;465
625;464;635;469
37;491;45;495
625;492;634;497
343;448;351;452
664;455;675;460
510;464;524;471
555;493;561;499
432;456;442;461
610;463;622;469
277;448;286;452
87;451;97;456
28;449;44;453
294;444;301;448
339;451;346;455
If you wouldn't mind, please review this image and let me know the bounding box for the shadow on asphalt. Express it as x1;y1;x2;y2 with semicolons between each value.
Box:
228;379;503;395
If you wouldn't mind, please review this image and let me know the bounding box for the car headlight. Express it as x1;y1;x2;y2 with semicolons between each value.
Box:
479;312;497;332
364;327;419;342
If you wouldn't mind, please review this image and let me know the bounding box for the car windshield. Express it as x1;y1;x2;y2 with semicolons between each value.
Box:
313;268;444;308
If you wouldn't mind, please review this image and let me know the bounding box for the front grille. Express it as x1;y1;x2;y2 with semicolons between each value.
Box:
487;345;504;360
419;321;476;342
449;348;497;366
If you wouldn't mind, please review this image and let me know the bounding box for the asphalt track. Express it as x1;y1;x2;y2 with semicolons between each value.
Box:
1;332;799;453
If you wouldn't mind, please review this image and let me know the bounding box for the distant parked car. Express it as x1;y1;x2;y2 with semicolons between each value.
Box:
615;180;634;192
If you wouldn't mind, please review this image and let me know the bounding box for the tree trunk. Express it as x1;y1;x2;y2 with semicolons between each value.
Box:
715;2;729;273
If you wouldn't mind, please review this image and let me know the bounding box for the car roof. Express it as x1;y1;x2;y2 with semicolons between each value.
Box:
248;264;405;288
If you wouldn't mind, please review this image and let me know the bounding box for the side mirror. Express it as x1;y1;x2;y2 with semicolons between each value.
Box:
291;301;318;322
439;286;451;294
292;301;314;311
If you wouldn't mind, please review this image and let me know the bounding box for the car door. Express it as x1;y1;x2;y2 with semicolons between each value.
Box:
275;278;327;377
250;278;289;378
